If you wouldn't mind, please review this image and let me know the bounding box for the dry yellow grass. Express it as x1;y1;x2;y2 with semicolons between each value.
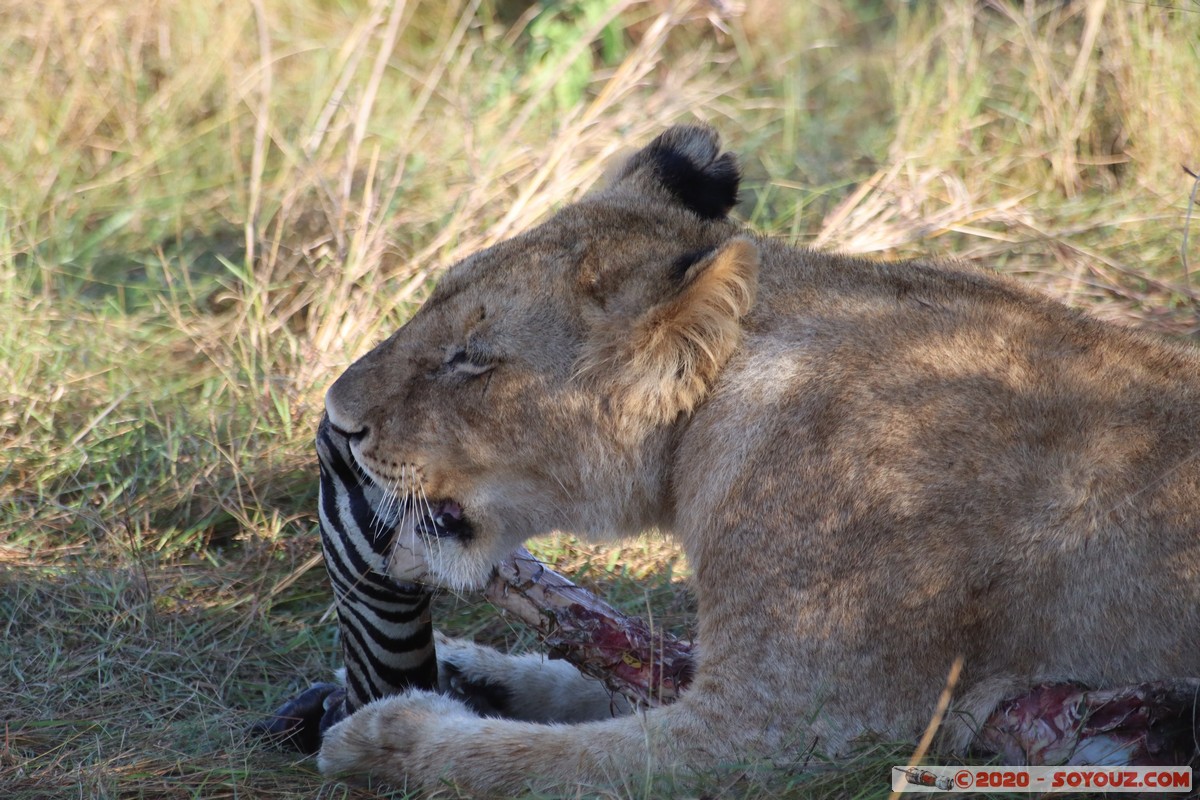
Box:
3;1;1199;797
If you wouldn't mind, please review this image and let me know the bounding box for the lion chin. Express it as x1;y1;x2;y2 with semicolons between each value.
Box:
316;124;1200;794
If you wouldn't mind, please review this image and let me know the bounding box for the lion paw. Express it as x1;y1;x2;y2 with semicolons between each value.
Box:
317;689;476;779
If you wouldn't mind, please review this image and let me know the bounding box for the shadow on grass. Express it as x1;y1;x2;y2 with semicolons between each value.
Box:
0;542;938;800
0;552;428;798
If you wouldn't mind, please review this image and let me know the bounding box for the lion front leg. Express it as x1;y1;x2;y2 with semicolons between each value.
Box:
318;689;743;794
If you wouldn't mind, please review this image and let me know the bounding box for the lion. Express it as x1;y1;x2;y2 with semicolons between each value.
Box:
316;125;1200;793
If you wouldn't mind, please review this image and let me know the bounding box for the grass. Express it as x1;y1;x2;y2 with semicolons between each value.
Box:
2;0;1198;796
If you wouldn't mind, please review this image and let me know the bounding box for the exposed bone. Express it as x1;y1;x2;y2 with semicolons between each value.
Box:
484;547;694;707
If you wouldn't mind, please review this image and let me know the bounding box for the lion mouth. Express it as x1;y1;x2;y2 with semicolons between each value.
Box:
321;418;475;543
416;498;474;541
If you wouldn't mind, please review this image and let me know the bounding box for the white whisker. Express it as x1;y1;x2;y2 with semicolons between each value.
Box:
392;465;412;557
416;480;446;573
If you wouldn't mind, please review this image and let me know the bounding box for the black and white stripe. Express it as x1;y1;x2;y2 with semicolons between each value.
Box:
315;417;439;719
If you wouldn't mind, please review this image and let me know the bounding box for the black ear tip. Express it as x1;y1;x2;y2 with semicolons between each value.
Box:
619;124;739;219
649;124;723;164
638;125;741;220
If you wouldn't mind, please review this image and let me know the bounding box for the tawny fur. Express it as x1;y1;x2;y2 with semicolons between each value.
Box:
319;125;1200;793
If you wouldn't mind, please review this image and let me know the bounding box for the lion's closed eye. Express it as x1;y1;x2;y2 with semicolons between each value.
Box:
442;347;495;378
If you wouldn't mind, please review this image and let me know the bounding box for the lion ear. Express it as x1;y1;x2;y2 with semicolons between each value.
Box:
618;237;759;423
608;125;741;219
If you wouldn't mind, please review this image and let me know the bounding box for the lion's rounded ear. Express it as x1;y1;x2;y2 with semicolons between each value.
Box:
608;125;741;219
615;236;759;423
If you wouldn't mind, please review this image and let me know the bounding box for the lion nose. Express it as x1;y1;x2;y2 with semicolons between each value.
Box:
328;419;368;441
324;396;367;441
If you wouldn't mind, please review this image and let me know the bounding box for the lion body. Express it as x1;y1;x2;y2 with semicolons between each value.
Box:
317;126;1200;792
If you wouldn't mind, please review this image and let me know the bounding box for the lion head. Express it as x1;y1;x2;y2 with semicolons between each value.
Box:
323;125;759;589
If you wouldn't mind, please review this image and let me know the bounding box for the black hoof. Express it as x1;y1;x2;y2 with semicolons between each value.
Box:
249;682;348;755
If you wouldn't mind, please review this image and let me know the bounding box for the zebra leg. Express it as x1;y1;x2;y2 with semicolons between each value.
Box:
316;419;439;710
251;420;440;754
436;634;632;723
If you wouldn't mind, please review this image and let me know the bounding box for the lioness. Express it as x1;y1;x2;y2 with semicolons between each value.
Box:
317;125;1200;792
